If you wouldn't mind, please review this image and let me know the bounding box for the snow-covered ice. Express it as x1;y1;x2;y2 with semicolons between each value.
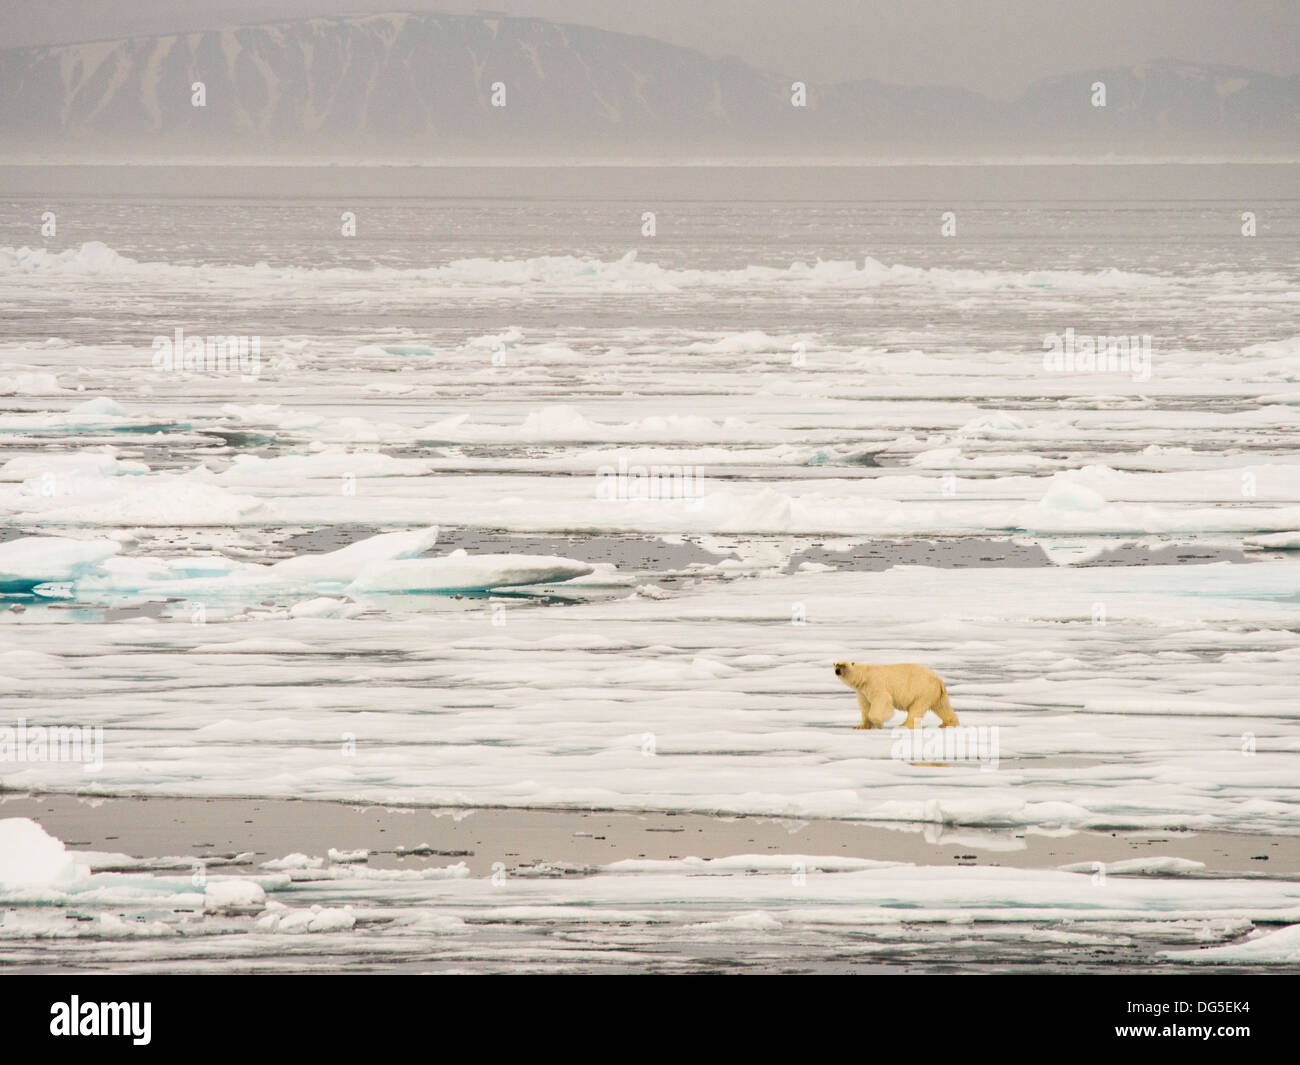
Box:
1;190;1297;970
0;818;1294;971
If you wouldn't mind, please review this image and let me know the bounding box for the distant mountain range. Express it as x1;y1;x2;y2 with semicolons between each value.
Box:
1;11;1295;158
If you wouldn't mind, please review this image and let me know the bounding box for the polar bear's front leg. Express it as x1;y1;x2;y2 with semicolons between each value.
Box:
866;692;894;729
855;691;872;729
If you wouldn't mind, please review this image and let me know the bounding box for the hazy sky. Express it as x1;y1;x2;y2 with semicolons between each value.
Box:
3;0;1298;98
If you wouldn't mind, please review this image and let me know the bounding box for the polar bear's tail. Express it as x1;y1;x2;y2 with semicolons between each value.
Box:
934;682;960;727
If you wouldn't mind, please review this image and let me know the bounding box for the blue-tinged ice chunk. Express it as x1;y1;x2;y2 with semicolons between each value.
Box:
382;345;435;356
53;553;263;600
0;818;88;886
0;396;174;434
0;536;121;593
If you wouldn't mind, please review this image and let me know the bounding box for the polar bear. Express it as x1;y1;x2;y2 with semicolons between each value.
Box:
833;661;959;730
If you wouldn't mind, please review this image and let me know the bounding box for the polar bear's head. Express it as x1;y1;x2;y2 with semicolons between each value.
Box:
834;661;874;689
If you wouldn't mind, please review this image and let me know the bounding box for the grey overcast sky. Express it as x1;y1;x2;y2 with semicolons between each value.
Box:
2;0;1297;98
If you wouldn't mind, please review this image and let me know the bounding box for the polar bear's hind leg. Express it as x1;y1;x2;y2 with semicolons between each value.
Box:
934;686;960;728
